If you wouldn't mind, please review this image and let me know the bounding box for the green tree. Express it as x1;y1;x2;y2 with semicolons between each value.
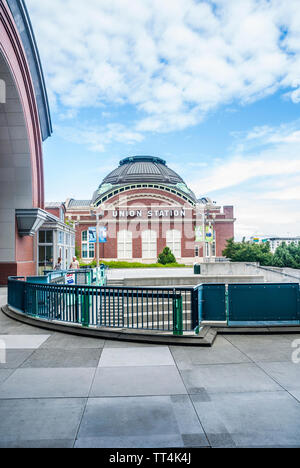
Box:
222;239;273;266
272;242;299;269
75;243;81;259
223;239;300;269
158;247;177;265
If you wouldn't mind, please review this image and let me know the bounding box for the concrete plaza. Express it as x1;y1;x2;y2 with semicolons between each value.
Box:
0;289;300;448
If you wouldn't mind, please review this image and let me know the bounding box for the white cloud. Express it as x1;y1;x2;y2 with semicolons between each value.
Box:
27;0;300;135
181;119;300;238
55;123;144;153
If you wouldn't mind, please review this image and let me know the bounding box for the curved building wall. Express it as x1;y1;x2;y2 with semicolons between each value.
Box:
0;0;51;283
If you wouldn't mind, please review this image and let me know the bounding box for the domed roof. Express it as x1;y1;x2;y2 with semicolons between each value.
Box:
102;156;184;185
93;155;196;203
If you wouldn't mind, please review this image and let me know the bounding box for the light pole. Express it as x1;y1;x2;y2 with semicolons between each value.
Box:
90;207;104;267
96;213;100;267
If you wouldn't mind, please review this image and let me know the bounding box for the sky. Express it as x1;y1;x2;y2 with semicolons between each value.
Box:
26;0;300;240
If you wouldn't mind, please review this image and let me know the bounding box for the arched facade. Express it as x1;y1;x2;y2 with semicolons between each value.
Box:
65;156;236;264
0;0;52;284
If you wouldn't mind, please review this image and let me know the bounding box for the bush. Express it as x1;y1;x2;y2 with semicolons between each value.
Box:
157;247;177;265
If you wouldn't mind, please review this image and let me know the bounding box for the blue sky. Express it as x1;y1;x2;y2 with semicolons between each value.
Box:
26;0;300;240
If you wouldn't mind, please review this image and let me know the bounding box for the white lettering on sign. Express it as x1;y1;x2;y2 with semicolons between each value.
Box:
112;210;186;218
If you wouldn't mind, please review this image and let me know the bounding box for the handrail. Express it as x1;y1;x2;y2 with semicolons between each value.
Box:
9;276;197;292
7;276;196;334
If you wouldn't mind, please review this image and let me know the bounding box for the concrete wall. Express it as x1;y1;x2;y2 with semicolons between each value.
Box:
199;262;300;283
200;262;259;276
120;275;265;287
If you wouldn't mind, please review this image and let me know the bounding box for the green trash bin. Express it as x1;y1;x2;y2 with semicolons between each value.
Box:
194;264;201;275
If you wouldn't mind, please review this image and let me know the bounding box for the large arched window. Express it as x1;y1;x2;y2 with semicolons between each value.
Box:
118;230;133;259
166;230;181;258
81;231;95;259
142;230;157;259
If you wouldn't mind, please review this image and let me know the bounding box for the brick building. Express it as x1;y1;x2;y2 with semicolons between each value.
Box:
64;156;235;264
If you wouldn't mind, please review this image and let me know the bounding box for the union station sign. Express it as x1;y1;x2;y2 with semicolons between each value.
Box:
112;209;186;218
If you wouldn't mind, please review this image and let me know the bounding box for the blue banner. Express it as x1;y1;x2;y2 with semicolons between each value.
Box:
99;226;107;243
88;227;97;244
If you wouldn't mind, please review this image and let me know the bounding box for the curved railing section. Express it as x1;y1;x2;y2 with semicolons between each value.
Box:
6;277;300;332
7;276;199;335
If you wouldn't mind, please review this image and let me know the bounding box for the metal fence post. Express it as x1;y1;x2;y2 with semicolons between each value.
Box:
225;284;229;325
81;290;90;327
192;287;200;332
173;290;183;336
75;288;80;323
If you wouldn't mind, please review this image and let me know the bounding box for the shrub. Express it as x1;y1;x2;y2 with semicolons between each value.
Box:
157;247;177;265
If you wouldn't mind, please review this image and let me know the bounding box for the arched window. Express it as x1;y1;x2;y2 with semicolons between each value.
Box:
118;230;133;259
166;230;181;258
142;230;157;259
81;231;95;259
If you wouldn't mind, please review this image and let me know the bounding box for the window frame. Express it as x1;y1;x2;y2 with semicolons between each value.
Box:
81;230;95;259
166;229;182;258
142;230;157;259
118;230;133;260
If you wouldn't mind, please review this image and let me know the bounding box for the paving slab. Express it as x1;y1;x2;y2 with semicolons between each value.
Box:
76;396;208;448
75;434;184;449
181;363;282;394
0;368;96;399
21;348;102;369
0;439;74;448
0;335;50;349
0;369;14;385
41;332;105;349
0;349;35;369
0;323;51;335
90;366;187;397
192;391;300;448
104;339;158;348
224;334;295;362
258;362;300;391
99;346;174;367
0;398;86;446
170;336;250;369
0;313;51;335
289;390;300;403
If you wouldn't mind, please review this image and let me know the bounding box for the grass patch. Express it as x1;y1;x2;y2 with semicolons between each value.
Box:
80;260;188;269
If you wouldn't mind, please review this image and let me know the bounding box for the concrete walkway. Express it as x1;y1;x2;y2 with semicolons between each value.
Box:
1;298;300;447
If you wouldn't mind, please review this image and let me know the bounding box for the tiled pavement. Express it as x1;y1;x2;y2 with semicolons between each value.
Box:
1;306;300;448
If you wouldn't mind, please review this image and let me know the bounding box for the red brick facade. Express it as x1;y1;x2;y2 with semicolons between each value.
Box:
67;188;235;263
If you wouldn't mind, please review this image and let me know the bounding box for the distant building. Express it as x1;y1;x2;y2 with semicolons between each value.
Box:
37;203;75;274
62;156;236;264
250;236;300;254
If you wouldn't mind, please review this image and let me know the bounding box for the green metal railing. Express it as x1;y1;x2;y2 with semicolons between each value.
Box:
8;278;299;332
198;282;300;326
44;266;107;287
7;277;198;334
